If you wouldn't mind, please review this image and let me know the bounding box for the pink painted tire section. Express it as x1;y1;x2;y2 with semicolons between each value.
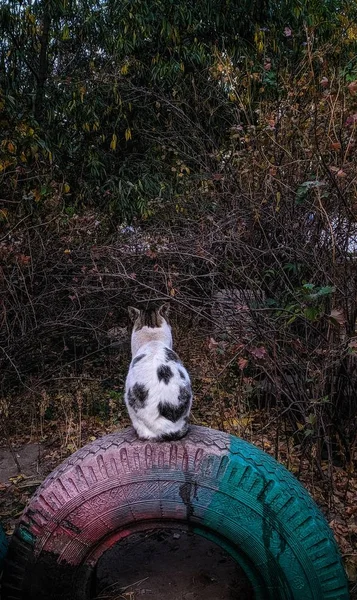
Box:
2;426;349;600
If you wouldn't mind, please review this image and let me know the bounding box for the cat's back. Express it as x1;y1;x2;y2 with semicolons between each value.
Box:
126;341;191;388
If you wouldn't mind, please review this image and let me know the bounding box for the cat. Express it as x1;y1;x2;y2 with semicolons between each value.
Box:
124;303;192;441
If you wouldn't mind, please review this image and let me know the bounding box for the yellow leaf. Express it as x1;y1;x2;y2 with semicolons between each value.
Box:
79;86;86;102
121;64;128;75
7;141;16;153
63;183;70;193
62;24;70;40
223;417;252;429
64;249;71;254
0;159;12;171
31;189;41;202
9;474;25;484
125;128;132;141
110;133;117;150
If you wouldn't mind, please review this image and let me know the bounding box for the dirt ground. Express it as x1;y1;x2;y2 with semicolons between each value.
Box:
0;443;44;482
95;529;254;599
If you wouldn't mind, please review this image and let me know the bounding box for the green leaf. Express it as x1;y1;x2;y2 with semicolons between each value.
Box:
304;306;321;321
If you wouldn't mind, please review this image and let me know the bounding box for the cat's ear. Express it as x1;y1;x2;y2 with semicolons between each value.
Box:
158;302;170;321
128;306;140;322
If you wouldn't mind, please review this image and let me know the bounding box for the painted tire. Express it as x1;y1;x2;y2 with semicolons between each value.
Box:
2;426;349;600
0;522;8;573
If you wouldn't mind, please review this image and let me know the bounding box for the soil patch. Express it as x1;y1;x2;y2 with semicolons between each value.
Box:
95;528;254;599
0;443;44;482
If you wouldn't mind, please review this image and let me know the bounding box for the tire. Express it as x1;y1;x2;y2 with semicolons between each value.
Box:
0;522;8;573
2;425;349;600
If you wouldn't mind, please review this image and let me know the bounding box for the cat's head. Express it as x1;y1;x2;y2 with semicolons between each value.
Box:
128;303;172;355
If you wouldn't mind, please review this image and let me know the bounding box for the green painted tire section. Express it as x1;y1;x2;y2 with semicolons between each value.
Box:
2;426;349;600
0;522;8;572
203;432;348;599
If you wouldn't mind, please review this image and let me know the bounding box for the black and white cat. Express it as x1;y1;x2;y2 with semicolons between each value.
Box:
124;303;192;441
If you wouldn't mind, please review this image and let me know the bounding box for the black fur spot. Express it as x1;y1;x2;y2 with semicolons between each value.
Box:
132;354;146;367
157;364;174;384
159;402;185;422
127;383;149;411
178;385;191;406
158;385;191;423
178;369;186;380
165;348;181;364
157;425;189;442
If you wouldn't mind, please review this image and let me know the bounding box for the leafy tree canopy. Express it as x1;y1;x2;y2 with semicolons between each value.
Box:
0;0;356;219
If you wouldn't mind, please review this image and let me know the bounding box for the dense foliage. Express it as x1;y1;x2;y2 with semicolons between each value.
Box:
1;0;357;217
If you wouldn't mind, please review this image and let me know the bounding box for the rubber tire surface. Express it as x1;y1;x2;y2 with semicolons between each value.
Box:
2;425;349;600
0;522;8;573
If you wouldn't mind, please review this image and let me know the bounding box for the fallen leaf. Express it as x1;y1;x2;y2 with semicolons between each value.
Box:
238;357;249;370
250;346;268;359
348;81;357;96
345;557;357;582
208;337;219;350
17;254;31;265
329;309;345;326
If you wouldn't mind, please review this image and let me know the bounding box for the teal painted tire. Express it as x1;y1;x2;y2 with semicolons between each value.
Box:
0;522;8;573
2;426;349;600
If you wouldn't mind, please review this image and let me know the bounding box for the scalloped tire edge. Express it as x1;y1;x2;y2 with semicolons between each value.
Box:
2;425;349;600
